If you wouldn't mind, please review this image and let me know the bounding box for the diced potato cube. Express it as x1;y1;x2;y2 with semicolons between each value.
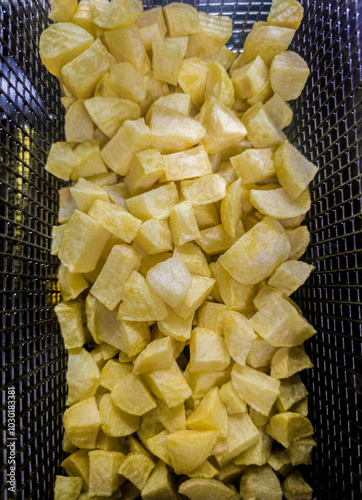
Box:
99;393;139;437
125;149;164;195
169;201;201;246
283;470;313;500
72;0;94;37
242;23;295;65
39;22;94;77
186;12;232;59
127;182;178;222
220;178;244;238
205;61;234;108
151;93;191;116
234;429;273;466
93;0;143;30
61;39;113;99
288;436;316;466
270;346;313;379
198;301;226;335
230;148;275;184
54;475;83;500
148;106;206;153
198;97;247;154
167;429;218;474
242;102;284;148
102;118;151;175
140;252;173;277
109;62;146;102
219;381;247;415
179;478;238;500
186;387;228;437
111;373;156;416
142;460;179;500
250;295;316;346
143;360;192;408
103;182;130;209
119;452;156;491
138;7;167;51
276;374;308;412
66;347;100;405
264;93;293;130
232;56;269;100
105;25;150;75
152;41;183;86
196;223;240;255
184;366;231;399
156;399;186;433
290;395;309;416
240;465;283;500
100;343;120;361
247;79;273;106
65;100;94;143
268;0;304;30
193;203;220;230
163;3;198;37
217;161;238;185
100;359;132;391
231;364;280;416
49;0;77;22
247;337;277;369
84;97;140;138
87;172;117;187
55;300;85;349
88;450;125;496
215;413;259;466
266;412;314;448
91;244;140;310
70;178;109;213
134;219;172;255
118;271;168;321
140;71;170;116
210;261;256;312
46;142;78;181
61;449;89;484
160;145;212;182
223;311;257;366
278;213;306;228
275;140;318;200
250;187;311;219
58;264;88;301
268;259;314;295
145;430;172;466
165;35;189;58
177;58;209;109
207;45;237;70
63;397;101;449
270;51;310;101
51;224;66;256
286;226;310;260
58;188;76;223
181;174;227;205
94;72;120;98
189;327;230;372
219;216;290;285
173;275;216;319
146;256;192;307
71;140;108;180
217;462;245;483
267;448;292;476
158;305;194;342
133;337;174;375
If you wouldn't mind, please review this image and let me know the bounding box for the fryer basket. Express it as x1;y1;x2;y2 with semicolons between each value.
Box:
0;0;361;498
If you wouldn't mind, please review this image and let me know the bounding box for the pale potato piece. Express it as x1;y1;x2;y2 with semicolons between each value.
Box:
112;372;156;416
133;337;174;374
46;142;78;181
141;460;179;500
181;174;227;206
270;51;310;101
223;311;257;366
179;478;238;500
242;102;285;148
93;0;142;30
282;470;313;500
66;347;100;405
264;93;293;130
240;465;283;500
119;452;156;490
220;178;244;238
242;23;295;65
164;3;199;37
268;259;314;295
247;337;277;369
138;7;167;51
174;243;211;277
158;305;194;342
63;397;101;449
250;187;311;219
197;223;242;256
99;393;139;437
197;301;227;335
88;450;125;496
234;428;273;466
151;93;191;116
55;300;85;349
125;149;165;195
270;345;314;379
286;225;310;260
268;0;304;30
145;430;172;466
232;55;269;100
160;145;212;183
60;449;89;484
54;476;83;500
177;57;209;109
266;412;314;448
126;182;179;221
51;224;66;256
156;399;186;433
65;100;94;143
72;1;95;37
84;97;140;138
230;148;275;184
219;381;247;415
172;275;216;319
70;178;110;213
186;460;219;480
152;41;183;86
72;139;108;180
134;219;173;255
58;187;75;224
189;327;230;372
105;25;150;75
165;35;189;58
186;12;232;59
193;203;220;230
288;436;316;466
186;387;228;437
276;374;308;412
58;264;88;301
169;201;201;246
206;60;234;108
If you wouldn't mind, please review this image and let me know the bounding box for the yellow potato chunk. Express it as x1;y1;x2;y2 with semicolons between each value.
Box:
54;475;83;500
148;106;206;154
232;55;269;100
142;460;179;500
158;305;194;342
117;271;168;321
94;72;120;98
156;399;186;433
268;0;304;30
72;0;94;36
169;201;201;246
58;188;75;223
58;264;88;301
172;275;216;319
46;142;78;181
125;149;165;195
93;0;142;29
138;7;167;52
84;97;140;138
242;102;285;148
206;61;234;108
143;360;192;408
111;373;156;416
198;97;247;154
99;393;139;437
166;429;218;474
146;256;192;307
220;178;244;238
186;387;228;437
234;428;273;466
127;182;178;221
63;397;101;449
189;327;230;372
266;412;314;448
219;381;247;415
219;216;290;285
133;337;174;375
270;345;313;379
69;178;109;213
267;448;292;476
223;311;257;366
275;140;318;200
283;470;313;500
165;35;189;58
134;219;172;255
247;337;277;369
66;347;100;406
270;51;310;101
145;430;172;466
109;62;146;102
240;465;283;500
51;224;66;256
288;436;316;465
185;366;231;399
55;300;85;349
250;187;311;219
65;101;94;143
264;93;293;130
101;118;151;175
197;223;242;255
39;22;94;77
119;452;156;491
105;25;150;75
186;12;233;59
181;174;227;205
285;225;310;260
242;23;295;65
88;449;125;496
72;140;108;180
198;301;226;335
174;243;211;277
160;145;212;183
164;3;199;37
151;93;191;116
99;359;132;391
232;364;280;416
250;295;316;346
230;148;275;184
276;374;308;412
268;259;314;295
177;58;209;109
152;41;183;86
49;0;77;22
179;478;238;500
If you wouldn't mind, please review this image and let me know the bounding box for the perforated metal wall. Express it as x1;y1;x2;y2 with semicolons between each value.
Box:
0;1;360;499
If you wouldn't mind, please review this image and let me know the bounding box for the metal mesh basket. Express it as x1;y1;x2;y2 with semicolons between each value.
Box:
0;0;360;498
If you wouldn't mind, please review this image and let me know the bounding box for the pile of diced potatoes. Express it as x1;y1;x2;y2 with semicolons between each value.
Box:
40;0;319;498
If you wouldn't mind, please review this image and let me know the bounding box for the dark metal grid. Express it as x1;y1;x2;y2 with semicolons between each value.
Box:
0;0;360;499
